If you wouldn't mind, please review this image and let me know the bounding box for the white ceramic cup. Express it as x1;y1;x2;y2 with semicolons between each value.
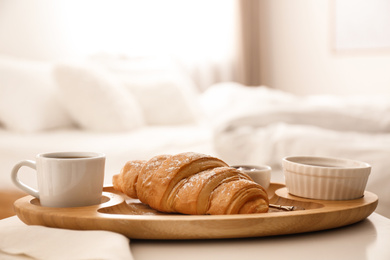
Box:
11;151;105;207
231;165;271;189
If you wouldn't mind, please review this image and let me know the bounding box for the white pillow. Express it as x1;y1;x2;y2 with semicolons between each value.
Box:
121;72;200;125
0;56;73;132
91;55;200;125
54;63;145;132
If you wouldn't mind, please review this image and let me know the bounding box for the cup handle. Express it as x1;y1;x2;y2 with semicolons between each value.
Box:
11;160;39;198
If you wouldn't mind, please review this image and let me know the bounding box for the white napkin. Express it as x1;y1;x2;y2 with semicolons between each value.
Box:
0;217;133;260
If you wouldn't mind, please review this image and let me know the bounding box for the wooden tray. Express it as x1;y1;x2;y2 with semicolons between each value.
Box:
13;183;378;240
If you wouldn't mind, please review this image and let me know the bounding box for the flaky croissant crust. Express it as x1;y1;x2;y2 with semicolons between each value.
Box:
113;152;269;215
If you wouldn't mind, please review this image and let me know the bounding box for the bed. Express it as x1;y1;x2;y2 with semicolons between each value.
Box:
1;55;390;220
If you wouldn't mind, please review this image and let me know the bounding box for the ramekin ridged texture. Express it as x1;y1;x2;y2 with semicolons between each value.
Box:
282;156;371;200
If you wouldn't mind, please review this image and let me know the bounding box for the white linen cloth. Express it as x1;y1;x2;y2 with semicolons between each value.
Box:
0;217;133;260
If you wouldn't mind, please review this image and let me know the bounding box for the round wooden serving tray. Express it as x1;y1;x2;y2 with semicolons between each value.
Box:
13;183;378;240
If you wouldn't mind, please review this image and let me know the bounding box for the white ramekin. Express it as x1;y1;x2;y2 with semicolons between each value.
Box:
282;156;371;200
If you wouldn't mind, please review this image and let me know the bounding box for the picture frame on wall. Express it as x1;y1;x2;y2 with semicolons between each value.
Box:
334;0;390;51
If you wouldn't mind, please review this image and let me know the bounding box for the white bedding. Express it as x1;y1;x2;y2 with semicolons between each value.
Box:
202;82;390;218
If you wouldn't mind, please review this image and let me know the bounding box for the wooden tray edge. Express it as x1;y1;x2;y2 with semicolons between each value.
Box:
13;183;378;239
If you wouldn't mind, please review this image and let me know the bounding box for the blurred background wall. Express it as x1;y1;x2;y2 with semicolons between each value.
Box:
1;0;390;95
258;0;390;96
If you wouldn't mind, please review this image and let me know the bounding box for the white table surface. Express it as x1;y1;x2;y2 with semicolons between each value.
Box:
2;213;390;260
131;213;390;260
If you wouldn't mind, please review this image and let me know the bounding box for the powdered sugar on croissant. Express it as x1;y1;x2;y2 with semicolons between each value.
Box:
112;152;269;215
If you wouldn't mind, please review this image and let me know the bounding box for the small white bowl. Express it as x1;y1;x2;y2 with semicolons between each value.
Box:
231;165;271;190
282;156;371;200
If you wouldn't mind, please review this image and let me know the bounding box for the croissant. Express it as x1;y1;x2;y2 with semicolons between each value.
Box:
113;152;269;215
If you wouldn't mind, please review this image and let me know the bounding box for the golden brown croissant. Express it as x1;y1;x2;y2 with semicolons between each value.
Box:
113;152;269;215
